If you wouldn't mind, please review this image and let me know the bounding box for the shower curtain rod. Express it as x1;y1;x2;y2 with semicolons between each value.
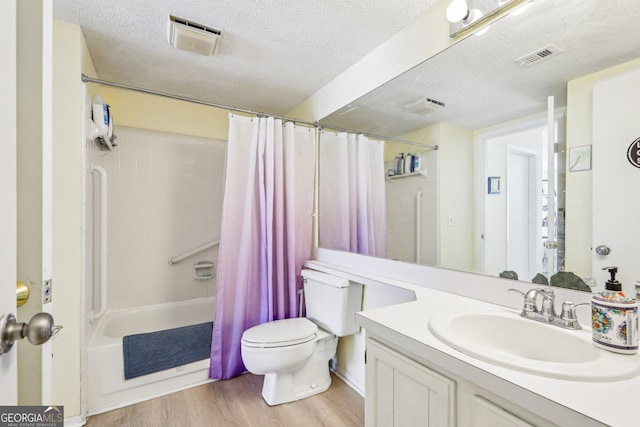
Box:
81;74;317;127
318;125;438;150
81;74;438;150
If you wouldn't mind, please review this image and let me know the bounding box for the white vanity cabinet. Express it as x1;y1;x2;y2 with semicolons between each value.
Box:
365;338;455;427
365;337;549;427
471;396;534;427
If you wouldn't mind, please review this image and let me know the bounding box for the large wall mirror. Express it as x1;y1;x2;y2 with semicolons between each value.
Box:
317;0;640;292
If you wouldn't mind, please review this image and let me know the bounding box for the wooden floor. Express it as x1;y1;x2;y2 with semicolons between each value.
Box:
85;373;364;427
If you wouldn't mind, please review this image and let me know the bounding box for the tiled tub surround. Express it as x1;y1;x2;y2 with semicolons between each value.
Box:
308;248;640;427
85;126;226;312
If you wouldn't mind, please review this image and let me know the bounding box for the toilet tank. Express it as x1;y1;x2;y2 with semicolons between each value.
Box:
301;269;363;337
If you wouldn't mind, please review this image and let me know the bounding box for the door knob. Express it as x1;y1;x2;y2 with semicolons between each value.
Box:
16;281;29;307
0;312;60;355
595;245;611;255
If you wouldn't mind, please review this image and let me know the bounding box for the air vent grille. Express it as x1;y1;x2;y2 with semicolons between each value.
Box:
404;97;445;115
170;16;221;37
515;44;563;67
168;15;221;56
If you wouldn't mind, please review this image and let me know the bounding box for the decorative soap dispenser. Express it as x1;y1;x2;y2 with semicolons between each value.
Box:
591;266;638;354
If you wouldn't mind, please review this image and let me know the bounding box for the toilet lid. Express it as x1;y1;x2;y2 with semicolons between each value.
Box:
242;318;318;348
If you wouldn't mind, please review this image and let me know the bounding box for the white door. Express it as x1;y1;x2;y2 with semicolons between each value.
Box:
0;0;19;405
507;148;537;280
593;67;640;296
1;0;54;405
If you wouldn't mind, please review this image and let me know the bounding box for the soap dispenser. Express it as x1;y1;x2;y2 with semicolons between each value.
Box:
591;266;638;354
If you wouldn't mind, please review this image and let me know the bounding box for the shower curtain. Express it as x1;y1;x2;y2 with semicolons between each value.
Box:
210;114;316;380
319;131;387;257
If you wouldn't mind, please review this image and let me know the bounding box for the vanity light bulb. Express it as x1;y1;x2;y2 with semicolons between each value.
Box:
446;0;469;23
511;2;531;16
475;23;491;36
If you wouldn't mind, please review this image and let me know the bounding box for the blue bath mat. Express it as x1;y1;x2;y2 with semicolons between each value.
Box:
123;322;213;380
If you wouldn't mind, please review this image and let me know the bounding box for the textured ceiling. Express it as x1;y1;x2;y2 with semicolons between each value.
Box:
322;0;640;135
53;0;438;117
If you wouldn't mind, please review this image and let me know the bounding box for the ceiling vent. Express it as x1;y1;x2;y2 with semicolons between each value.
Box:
168;16;221;56
404;97;445;115
515;44;563;67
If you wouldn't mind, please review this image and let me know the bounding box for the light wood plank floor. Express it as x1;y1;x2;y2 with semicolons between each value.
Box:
85;373;364;427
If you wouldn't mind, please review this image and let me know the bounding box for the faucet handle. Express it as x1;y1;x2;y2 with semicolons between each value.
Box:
508;288;538;316
560;301;590;329
539;288;557;320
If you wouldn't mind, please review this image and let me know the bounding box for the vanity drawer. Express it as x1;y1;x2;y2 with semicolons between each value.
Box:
472;396;534;427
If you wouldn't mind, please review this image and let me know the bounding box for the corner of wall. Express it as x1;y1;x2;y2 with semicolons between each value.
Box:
52;18;86;418
287;1;454;122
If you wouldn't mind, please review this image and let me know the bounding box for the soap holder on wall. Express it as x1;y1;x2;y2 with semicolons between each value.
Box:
194;261;214;280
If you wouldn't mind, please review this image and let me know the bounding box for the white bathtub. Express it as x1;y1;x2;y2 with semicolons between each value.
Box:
87;297;215;415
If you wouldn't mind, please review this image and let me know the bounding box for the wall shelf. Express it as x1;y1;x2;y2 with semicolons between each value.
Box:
387;170;428;180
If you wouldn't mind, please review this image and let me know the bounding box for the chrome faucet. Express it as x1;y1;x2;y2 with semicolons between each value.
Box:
508;288;587;330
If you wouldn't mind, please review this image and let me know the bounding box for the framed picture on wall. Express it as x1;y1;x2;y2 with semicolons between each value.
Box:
569;145;592;172
488;176;501;194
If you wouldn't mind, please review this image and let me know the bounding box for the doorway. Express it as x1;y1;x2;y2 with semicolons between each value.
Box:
507;147;539;280
477;118;547;281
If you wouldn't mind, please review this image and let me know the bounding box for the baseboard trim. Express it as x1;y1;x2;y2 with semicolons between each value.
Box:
64;415;86;426
331;366;364;397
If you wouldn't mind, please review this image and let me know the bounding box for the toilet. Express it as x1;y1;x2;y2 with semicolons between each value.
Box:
240;269;363;406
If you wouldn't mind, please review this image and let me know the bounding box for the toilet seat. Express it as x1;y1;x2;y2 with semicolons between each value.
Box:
241;318;318;348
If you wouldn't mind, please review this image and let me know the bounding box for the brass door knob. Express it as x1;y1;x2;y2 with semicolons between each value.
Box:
16;281;29;307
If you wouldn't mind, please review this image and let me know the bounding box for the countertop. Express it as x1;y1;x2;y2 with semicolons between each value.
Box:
306;259;640;427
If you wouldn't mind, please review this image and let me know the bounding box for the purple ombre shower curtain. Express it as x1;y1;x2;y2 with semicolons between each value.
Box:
209;114;316;380
319;131;387;256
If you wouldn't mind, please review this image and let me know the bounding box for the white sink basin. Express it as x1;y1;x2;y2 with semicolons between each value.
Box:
428;309;640;381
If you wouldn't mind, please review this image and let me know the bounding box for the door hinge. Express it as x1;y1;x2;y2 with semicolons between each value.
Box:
364;348;367;364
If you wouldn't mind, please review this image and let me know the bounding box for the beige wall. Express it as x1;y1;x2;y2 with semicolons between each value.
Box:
99;87;229;140
437;123;474;271
396;123;475;271
565;57;640;276
51;18;90;417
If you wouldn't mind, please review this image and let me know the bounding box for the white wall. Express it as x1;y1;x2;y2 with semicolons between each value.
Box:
483;126;544;277
565;57;640;276
85;127;226;311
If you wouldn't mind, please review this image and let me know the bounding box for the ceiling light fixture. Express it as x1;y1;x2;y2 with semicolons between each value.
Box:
168;15;221;57
445;0;531;38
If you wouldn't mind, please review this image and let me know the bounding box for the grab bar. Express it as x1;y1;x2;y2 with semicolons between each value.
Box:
168;239;220;265
91;163;108;324
416;190;422;264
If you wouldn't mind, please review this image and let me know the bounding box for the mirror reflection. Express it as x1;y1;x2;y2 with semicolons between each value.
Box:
318;0;640;291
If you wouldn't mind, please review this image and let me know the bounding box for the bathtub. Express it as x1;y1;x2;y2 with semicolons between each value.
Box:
87;297;215;415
